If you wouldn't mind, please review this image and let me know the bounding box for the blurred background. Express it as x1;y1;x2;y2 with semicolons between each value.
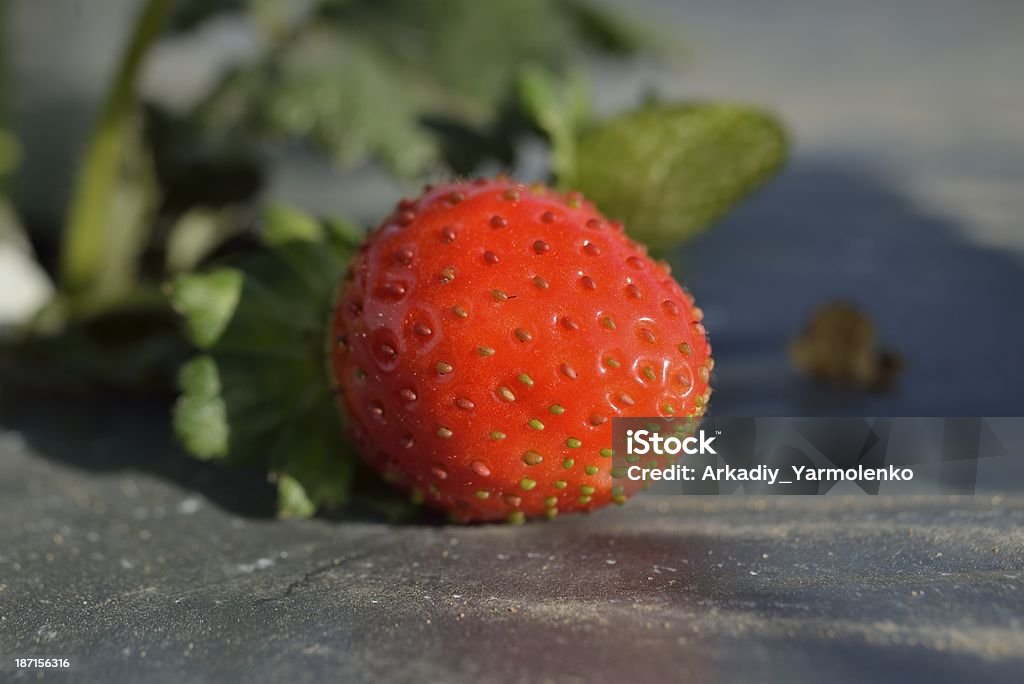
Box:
2;0;1023;420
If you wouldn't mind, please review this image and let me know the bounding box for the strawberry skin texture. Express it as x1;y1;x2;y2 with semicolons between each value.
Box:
330;178;712;522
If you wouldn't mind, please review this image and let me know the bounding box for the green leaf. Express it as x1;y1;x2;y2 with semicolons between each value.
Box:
171;206;363;517
574;102;787;252
321;0;574;113
323;216;366;250
168;268;244;349
202;28;438;176
164;208;241;275
194;0;667;176
262;204;366;259
271;394;355;515
173;355;229;459
276;473;317;519
262;203;325;245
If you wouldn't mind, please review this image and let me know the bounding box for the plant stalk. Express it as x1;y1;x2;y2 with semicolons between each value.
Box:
59;0;173;300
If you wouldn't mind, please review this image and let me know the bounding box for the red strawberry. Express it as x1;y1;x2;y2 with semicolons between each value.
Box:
330;178;712;522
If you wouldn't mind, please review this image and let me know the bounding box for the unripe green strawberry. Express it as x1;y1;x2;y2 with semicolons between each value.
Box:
330;178;712;522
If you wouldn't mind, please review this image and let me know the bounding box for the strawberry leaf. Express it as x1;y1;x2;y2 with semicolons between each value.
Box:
170;206;362;517
276;473;317;519
168;269;244;349
573;102;787;253
174;355;229;459
191;1;666;177
270;394;354;517
262;203;326;246
200;28;438;177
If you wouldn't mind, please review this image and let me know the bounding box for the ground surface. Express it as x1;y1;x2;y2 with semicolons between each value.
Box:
1;397;1023;684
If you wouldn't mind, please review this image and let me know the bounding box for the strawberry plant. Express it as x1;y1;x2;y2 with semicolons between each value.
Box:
1;0;787;520
170;173;765;522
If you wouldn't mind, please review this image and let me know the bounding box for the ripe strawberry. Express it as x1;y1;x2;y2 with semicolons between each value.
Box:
330;178;712;522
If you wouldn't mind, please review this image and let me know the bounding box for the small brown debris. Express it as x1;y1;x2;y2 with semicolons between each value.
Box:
789;301;903;391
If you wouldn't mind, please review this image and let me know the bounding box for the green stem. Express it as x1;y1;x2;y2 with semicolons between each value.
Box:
59;0;173;300
517;65;589;189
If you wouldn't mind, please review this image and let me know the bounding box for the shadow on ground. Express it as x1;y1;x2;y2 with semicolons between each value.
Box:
679;162;1024;417
0;388;446;524
0;389;280;517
